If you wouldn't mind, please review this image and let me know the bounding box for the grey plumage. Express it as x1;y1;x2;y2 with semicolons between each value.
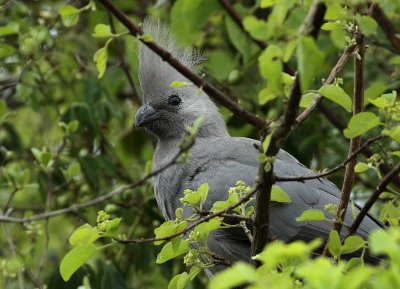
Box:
135;19;381;268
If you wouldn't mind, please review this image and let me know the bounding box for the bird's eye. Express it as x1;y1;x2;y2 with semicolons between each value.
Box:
168;95;182;106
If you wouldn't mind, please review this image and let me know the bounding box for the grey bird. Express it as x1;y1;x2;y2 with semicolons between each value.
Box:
135;19;381;269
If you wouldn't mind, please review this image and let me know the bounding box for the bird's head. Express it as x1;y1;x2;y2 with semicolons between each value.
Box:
135;19;228;141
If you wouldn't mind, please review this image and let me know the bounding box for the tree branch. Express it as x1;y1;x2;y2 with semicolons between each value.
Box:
347;164;400;235
369;3;400;53
251;0;326;265
275;135;385;182
97;0;266;128
107;11;141;105
323;28;365;256
119;186;258;244
0;146;187;224
294;44;356;128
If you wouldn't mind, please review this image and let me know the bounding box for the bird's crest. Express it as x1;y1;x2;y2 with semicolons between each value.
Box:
139;18;203;102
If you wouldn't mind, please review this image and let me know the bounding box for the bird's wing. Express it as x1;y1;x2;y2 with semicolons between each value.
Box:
185;137;380;244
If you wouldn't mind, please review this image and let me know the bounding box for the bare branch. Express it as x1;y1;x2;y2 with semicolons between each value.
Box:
323;28;365;256
347;164;400;235
251;0;326;265
294;44;356;128
369;3;400;53
275;135;385;182
0;147;186;224
97;0;266;128
107;11;141;104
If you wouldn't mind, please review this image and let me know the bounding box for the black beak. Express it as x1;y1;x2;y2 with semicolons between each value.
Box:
135;104;158;127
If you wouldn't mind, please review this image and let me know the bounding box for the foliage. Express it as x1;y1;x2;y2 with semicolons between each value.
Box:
0;0;400;289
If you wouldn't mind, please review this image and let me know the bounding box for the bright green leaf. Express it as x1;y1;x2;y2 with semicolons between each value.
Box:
209;262;257;289
319;85;352;112
69;224;100;246
197;183;209;204
60;244;98;281
243;16;270;41
139;33;153;42
170;81;193;88
59;5;80;27
156;238;190;264
271;185;291;203
356;16;377;36
297;37;324;92
341;235;365;255
92;24;113;38
168;272;189;289
354;162;370;173
258;87;278;105
258;45;283;94
105;218;122;236
296;209;327;222
343;112;381;139
300;92;318;108
321;21;342;31
328;230;341;257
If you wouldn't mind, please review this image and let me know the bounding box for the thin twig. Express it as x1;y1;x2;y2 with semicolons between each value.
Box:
275;135;385;182
323;28;365;256
0;147;186;224
294;44;356;128
107;11;140;104
119;186;258;244
97;0;266;128
37;137;68;278
347;164;400;235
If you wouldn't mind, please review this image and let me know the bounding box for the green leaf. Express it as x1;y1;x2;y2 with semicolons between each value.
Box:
341;235;365;255
383;126;400;143
59;5;81;27
328;230;341;257
156;238;190;264
105;218;122;237
197;183;209;204
0;22;19;37
193;218;221;241
0;100;8;120
170;81;193;88
170;0;221;43
92;24;113;38
260;0;279;8
354;162;370;173
69;224;100;246
343;112;381;139
364;81;387;104
345;257;364;271
154;220;187;245
356;16;377;36
258;45;283;94
60;244;98;281
168;272;190;289
139;33;153;42
93;39;112;79
0;44;16;58
369;228;400;261
271;185;291;203
258;87;278;105
321;21;342;31
319;85;352;112
209;262;257;289
297;36;324;92
300;92;318;108
296;209;327;222
243;16;270;41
